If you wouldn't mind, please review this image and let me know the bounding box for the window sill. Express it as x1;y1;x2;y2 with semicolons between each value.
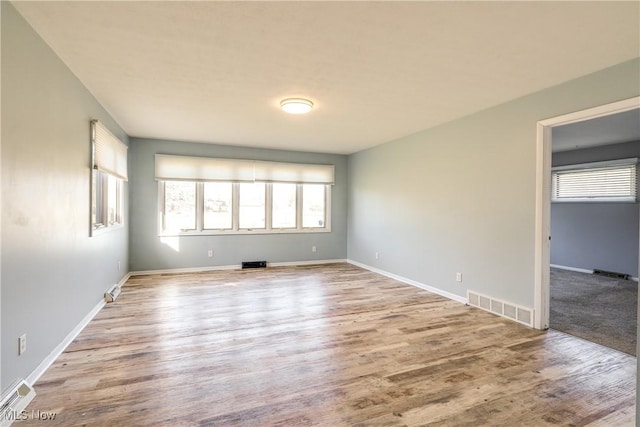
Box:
91;223;124;237
158;227;331;237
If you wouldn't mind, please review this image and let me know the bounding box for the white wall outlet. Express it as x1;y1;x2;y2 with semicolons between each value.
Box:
375;252;379;260
19;334;27;355
207;249;214;257
117;260;121;271
312;246;317;253
456;272;463;283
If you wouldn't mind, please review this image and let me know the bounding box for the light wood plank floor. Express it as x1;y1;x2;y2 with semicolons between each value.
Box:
20;263;636;426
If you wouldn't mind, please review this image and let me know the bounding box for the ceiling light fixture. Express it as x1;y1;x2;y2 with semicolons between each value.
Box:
280;98;313;114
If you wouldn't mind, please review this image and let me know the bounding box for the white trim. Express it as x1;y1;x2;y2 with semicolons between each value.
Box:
118;272;131;287
535;96;640;330
24;272;130;386
550;264;594;274
26;299;105;386
130;259;346;276
347;259;467;304
269;259;347;267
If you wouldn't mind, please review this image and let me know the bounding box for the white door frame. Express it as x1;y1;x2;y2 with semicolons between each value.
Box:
534;96;640;330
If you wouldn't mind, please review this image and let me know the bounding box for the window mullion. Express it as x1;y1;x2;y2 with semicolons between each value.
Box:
232;183;239;231
196;182;204;232
266;183;273;230
158;181;166;234
296;184;303;230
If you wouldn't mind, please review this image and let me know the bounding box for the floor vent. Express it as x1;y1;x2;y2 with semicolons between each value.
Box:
242;261;267;269
467;290;534;327
0;380;36;427
593;269;630;280
104;284;121;303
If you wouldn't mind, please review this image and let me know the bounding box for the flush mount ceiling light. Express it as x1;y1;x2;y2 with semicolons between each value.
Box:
280;98;313;114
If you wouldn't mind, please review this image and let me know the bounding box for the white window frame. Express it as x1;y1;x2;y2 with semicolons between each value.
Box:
158;181;331;236
90;120;127;236
551;158;638;203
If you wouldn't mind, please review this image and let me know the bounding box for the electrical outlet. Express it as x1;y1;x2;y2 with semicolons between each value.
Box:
207;249;214;257
19;334;26;355
117;260;121;271
456;272;463;283
375;252;379;260
312;246;317;253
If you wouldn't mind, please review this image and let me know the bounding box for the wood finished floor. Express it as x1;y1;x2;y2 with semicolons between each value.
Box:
20;263;635;426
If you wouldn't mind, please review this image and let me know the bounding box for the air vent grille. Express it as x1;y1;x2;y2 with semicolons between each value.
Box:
467;290;534;327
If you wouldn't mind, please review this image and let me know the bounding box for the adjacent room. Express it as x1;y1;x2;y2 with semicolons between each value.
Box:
1;1;639;425
550;110;640;356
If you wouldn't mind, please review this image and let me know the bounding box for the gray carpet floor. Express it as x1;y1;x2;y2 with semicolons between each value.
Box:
550;268;637;356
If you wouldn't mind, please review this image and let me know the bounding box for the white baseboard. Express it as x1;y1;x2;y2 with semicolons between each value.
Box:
347;259;467;304
130;259;347;276
118;272;131;287
25;271;130;387
269;259;347;267
550;264;593;274
26;298;105;386
551;264;638;281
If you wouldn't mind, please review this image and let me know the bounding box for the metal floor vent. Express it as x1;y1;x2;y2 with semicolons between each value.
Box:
242;261;267;269
0;380;36;427
467;291;534;327
593;269;630;280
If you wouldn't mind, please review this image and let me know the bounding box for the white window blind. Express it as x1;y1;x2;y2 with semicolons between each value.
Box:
155;155;255;182
254;161;334;184
92;120;128;181
155;154;335;185
552;158;637;202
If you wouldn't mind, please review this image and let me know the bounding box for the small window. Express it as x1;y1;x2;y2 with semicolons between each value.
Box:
239;182;266;229
552;158;637;203
164;181;197;232
272;183;297;229
302;184;326;228
91;120;127;235
204;182;233;230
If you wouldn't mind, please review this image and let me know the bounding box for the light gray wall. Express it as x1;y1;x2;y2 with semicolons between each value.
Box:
1;2;129;391
551;141;640;277
129;138;347;271
348;58;640;309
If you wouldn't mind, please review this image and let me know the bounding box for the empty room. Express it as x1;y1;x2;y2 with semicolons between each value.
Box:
1;1;639;426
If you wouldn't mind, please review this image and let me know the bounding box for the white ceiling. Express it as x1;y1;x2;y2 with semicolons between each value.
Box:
553;108;640;152
13;1;640;155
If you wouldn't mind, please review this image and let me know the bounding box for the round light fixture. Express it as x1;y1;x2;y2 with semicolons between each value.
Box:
280;98;313;114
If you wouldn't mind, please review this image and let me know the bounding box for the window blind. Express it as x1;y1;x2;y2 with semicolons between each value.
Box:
155;155;256;182
92;120;128;181
552;158;637;202
254;161;334;184
155;154;335;185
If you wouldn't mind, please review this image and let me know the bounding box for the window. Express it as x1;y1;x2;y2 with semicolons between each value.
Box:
159;182;329;235
552;158;637;203
272;183;297;229
239;182;266;229
155;155;334;236
91;120;127;235
302;184;326;228
204;182;232;230
164;181;196;232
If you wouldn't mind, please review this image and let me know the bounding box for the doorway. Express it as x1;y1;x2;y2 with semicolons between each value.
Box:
548;110;639;354
535;97;640;337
